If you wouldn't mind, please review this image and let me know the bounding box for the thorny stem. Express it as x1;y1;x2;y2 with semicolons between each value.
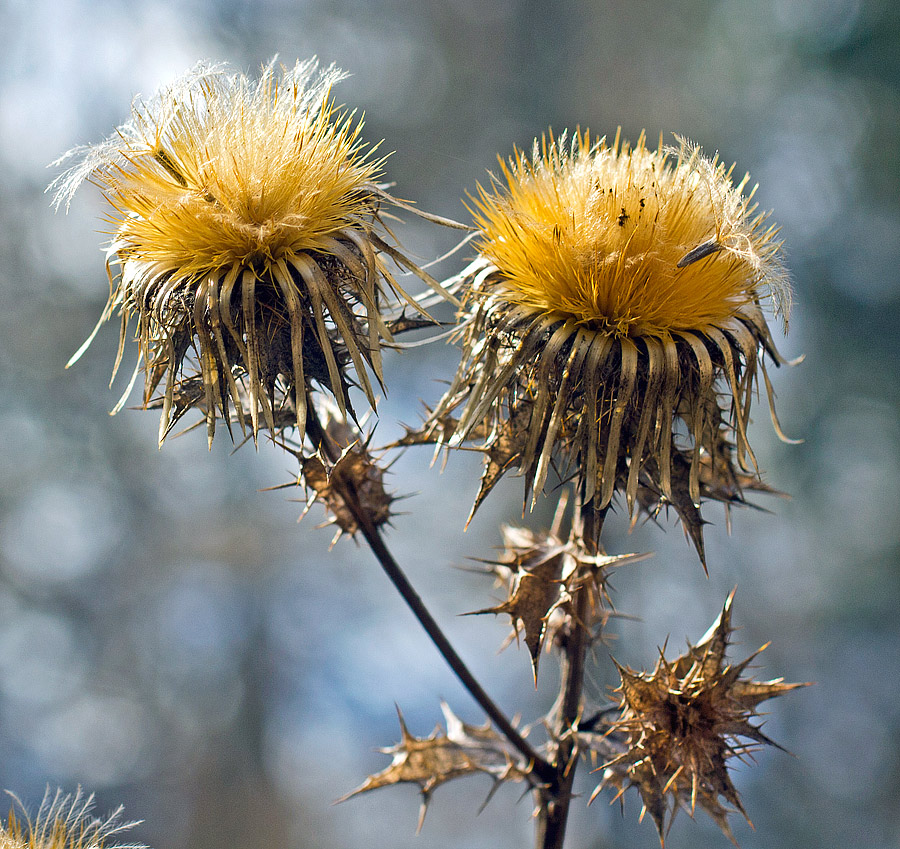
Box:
305;408;556;787
534;487;605;849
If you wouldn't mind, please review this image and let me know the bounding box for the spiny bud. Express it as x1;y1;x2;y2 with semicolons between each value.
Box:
297;415;394;545
593;592;809;845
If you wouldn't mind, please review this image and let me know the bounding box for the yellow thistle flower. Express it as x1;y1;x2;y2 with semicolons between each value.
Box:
51;58;455;446
417;130;794;565
1;788;139;849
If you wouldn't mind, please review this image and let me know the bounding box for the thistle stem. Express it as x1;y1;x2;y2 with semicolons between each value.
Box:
534;487;604;849
305;410;556;786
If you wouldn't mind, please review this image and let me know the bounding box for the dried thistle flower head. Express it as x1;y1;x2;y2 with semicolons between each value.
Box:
1;788;141;849
594;592;808;844
51;58;453;447
415;130;794;564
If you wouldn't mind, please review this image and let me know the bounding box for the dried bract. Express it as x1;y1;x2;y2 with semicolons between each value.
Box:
467;525;647;682
340;703;530;831
594;592;808;844
412;130;793;566
51;58;453;447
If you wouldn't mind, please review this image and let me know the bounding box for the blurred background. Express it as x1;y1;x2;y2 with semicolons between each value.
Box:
1;0;898;847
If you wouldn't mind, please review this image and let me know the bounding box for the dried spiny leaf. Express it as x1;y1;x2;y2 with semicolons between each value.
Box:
469;405;533;524
339;704;530;831
384;311;444;336
593;591;809;845
634;437;787;568
467;526;647;682
695;438;787;533
389;408;492;455
466;529;567;681
144;372;298;441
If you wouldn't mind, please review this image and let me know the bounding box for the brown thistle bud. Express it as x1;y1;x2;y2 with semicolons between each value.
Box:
51;59;456;448
466;525;648;682
339;702;530;831
593;592;809;845
0;788;140;849
409;130;795;567
291;410;394;545
299;444;394;543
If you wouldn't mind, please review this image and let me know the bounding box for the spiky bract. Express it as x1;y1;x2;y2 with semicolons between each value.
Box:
340;703;529;831
593;593;807;844
52;58;450;446
414;130;792;564
467;525;647;681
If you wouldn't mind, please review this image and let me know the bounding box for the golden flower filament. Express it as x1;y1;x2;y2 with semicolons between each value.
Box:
473;129;788;337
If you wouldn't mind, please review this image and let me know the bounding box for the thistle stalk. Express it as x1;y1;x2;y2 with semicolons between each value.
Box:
305;408;556;786
534;491;605;849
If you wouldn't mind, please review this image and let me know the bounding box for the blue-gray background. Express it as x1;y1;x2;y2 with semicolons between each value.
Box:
1;1;898;847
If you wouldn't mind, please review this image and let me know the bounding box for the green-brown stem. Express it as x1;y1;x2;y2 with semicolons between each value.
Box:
305;410;556;786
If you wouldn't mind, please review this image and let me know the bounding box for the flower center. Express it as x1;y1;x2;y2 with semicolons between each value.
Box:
474;135;773;338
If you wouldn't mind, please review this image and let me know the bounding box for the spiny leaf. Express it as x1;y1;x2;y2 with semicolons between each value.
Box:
468;525;649;683
466;550;565;681
339;704;531;831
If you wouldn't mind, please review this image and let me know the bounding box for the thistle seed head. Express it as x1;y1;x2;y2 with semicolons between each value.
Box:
415;130;795;566
51;58;452;447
